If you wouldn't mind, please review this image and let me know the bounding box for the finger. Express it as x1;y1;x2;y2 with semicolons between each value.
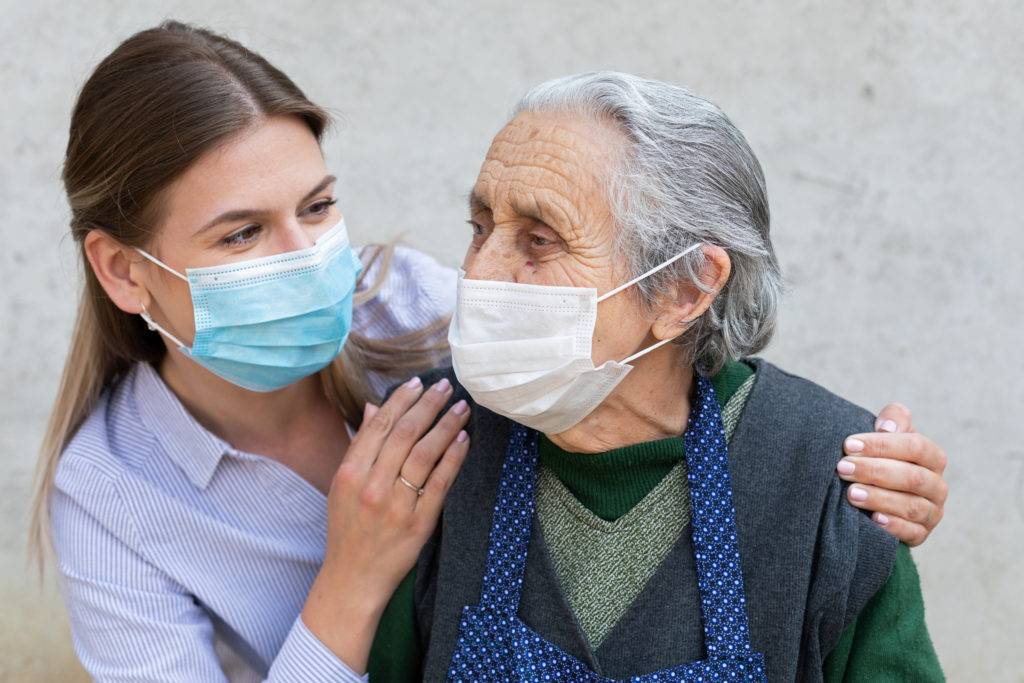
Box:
836;456;948;504
875;402;914;433
845;483;940;530
347;377;424;470
870;512;930;547
415;430;470;520
399;399;471;489
371;378;455;483
843;432;947;474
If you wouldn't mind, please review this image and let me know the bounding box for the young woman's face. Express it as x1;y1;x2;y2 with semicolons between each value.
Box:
138;114;340;345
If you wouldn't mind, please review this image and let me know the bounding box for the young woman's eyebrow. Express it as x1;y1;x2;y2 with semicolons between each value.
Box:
193;174;337;236
299;174;336;205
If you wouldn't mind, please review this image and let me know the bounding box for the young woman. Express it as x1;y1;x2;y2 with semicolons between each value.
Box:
33;22;949;681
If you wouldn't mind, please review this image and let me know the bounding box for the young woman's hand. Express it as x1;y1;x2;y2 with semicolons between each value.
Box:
837;403;949;546
302;375;470;672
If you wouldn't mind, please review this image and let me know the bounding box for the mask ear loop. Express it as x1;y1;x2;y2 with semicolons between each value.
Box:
620;336;679;365
596;242;703;303
139;303;189;351
135;248;189;282
135;250;191;350
595;242;704;365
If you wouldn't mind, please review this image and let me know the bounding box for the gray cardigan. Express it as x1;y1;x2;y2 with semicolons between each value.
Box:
409;359;897;681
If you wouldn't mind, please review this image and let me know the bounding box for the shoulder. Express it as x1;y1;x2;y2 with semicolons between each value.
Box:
52;373;155;548
740;360;898;649
352;244;456;339
746;359;875;432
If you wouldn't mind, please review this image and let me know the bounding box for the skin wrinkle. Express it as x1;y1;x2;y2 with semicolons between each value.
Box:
463;111;729;453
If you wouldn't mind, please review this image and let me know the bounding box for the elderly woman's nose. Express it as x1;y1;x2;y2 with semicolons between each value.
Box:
465;239;521;282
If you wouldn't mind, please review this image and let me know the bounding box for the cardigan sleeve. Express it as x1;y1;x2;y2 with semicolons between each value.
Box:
367;569;422;682
823;543;944;681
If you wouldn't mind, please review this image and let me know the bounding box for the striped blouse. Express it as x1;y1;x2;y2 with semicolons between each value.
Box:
50;246;457;682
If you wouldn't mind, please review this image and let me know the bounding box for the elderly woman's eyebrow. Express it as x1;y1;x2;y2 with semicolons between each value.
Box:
468;190;490;214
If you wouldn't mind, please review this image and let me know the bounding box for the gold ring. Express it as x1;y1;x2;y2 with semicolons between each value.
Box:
398;475;425;496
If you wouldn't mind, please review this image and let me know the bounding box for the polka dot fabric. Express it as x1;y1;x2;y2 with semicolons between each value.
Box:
446;376;767;682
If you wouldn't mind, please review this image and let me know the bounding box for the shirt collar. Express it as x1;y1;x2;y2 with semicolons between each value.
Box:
131;361;230;489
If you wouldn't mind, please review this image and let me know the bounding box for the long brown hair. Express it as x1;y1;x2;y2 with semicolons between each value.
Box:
30;21;448;568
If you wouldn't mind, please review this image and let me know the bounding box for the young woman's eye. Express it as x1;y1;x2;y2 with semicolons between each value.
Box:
305;198;338;216
222;224;262;246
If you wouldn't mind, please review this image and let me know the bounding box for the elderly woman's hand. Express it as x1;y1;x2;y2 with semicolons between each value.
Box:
837;403;948;547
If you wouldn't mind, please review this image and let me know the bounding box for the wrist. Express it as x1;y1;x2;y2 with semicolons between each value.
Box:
301;564;388;673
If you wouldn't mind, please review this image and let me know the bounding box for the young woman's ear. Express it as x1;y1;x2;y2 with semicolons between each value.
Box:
650;244;731;341
83;229;150;314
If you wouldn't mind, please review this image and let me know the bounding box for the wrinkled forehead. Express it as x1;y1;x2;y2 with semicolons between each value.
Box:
472;112;627;223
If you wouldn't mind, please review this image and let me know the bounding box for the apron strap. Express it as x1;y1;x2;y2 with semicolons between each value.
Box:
686;374;756;657
477;425;539;612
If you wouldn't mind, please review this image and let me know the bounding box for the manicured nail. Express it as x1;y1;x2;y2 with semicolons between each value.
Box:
879;419;898;433
452;399;469;415
405;376;422;389
874;512;890;526
456;430;469;443
844;438;865;454
849;485;868;502
836;459;855;475
433;378;451;393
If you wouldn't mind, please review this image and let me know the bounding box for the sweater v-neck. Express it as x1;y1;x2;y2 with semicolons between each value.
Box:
538;361;754;521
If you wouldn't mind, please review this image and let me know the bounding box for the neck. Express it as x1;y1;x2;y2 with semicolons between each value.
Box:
548;343;694;453
157;349;344;460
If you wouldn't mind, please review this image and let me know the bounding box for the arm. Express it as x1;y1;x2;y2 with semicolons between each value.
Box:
839;404;949;546
823;544;944;682
54;377;469;681
300;376;469;673
52;480;362;683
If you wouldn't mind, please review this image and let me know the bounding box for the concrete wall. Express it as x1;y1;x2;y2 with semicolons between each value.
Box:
2;0;1021;680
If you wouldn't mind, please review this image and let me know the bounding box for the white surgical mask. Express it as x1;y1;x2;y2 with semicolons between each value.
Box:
448;243;703;434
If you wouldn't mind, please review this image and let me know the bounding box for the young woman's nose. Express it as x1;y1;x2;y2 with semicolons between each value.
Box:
276;222;317;253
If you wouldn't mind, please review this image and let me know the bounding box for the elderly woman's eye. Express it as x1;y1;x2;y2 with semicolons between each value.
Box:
467;220;484;236
531;234;551;247
223;224;262;246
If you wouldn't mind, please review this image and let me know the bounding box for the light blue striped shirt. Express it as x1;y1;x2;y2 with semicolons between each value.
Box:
51;246;456;682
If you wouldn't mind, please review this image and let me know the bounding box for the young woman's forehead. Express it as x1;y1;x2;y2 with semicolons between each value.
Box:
162;116;329;227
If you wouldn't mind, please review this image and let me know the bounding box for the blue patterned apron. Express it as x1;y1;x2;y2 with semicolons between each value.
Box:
446;375;767;682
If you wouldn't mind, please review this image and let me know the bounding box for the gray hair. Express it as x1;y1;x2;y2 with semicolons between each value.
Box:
513;71;782;375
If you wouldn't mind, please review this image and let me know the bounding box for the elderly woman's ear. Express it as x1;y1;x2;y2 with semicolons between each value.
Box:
651;244;731;341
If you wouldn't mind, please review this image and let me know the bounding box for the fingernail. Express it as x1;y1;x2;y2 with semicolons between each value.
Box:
452;399;469;415
874;513;890;526
456;430;469;443
836;459;855;475
849;485;868;502
845;438;864;454
433;378;451;393
405;376;422;389
879;419;898;433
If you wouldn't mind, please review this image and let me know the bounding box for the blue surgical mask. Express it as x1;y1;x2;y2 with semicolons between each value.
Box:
136;218;362;392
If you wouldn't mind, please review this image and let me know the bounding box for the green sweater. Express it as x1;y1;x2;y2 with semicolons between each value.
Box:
368;362;942;680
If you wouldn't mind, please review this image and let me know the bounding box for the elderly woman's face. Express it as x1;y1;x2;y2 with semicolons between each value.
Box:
464;111;657;366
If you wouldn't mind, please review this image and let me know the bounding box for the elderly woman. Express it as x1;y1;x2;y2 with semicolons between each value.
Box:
368;72;943;681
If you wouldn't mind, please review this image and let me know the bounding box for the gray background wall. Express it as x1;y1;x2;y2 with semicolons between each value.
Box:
1;0;1021;680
